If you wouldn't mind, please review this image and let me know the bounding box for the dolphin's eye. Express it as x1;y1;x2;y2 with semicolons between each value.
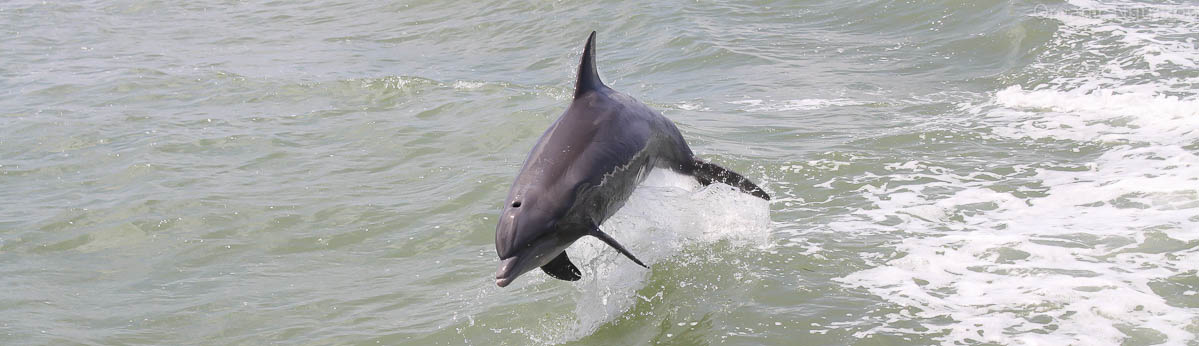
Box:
511;201;522;208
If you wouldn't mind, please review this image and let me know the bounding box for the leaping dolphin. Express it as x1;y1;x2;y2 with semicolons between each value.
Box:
494;32;769;288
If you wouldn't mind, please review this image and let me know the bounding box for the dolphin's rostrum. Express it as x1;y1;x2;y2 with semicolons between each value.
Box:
494;32;770;288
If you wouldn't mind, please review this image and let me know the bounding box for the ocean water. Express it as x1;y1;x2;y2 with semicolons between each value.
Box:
2;0;1197;344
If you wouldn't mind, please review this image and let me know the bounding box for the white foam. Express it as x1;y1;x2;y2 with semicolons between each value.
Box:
991;86;1199;145
453;80;486;89
675;101;710;111
835;1;1199;344
729;98;864;112
837;149;1199;344
533;169;771;343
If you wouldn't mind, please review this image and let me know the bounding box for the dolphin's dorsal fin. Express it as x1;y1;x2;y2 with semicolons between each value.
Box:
574;31;604;98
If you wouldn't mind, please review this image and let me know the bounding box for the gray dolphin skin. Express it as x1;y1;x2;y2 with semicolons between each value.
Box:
494;32;770;288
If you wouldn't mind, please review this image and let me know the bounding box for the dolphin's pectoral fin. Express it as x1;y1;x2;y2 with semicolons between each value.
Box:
541;251;582;281
590;228;648;268
690;159;771;200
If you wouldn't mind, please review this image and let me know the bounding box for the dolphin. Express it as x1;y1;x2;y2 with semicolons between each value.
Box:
494;32;769;288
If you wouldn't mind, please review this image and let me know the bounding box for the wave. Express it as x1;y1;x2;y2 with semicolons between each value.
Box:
524;169;771;343
835;0;1199;344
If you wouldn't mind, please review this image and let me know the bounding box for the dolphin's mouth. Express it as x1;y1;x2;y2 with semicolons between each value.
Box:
494;256;520;287
494;232;578;288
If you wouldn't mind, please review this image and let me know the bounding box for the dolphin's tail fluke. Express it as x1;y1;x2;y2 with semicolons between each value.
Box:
690;159;771;200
